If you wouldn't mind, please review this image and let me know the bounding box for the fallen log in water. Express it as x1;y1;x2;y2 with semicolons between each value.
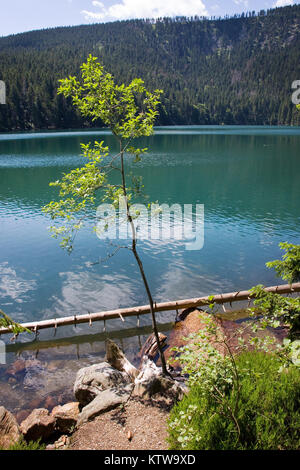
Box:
0;282;299;336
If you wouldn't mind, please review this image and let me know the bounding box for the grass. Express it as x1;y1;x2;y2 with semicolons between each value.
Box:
168;351;300;450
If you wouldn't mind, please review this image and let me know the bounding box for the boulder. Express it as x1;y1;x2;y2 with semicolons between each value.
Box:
165;308;289;367
28;397;44;409
74;362;131;406
20;408;56;442
0;406;21;449
51;402;79;434
164;309;210;369
105;340;139;380
77;384;133;427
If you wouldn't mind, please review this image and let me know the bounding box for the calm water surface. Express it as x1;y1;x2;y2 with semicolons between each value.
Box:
0;125;299;414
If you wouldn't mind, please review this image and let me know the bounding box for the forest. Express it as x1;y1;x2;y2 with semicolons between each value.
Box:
0;4;300;131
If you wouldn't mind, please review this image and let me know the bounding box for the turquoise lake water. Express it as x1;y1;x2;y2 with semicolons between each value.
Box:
0;126;299;413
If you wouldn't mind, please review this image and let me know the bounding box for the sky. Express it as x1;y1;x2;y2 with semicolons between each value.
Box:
0;0;299;37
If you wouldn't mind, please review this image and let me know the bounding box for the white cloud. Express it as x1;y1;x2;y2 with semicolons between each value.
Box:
81;0;208;22
273;0;294;7
0;262;36;302
233;0;249;7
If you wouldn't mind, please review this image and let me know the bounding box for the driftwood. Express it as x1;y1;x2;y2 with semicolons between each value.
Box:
0;282;299;335
138;333;168;361
105;339;139;380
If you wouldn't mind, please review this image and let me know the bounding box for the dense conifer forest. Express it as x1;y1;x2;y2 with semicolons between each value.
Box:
0;4;300;131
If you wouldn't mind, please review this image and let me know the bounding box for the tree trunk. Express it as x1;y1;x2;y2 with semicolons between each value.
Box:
120;147;169;376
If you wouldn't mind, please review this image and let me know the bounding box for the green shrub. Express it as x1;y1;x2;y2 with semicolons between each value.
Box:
168;351;300;450
0;438;46;451
249;285;300;337
266;242;300;283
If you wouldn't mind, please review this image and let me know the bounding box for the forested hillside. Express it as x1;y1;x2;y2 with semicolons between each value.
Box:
0;4;300;131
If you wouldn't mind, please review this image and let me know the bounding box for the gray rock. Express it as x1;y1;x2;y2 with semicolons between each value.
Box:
74;362;131;406
77;384;133;427
0;406;21;449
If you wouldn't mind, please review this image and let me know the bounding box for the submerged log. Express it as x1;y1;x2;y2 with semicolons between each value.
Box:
0;282;299;335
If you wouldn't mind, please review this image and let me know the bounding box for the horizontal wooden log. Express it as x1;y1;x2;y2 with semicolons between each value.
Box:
0;282;299;336
5;322;174;354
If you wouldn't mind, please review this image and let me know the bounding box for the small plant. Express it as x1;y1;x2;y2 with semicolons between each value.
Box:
276;338;300;369
169;313;240;390
249;285;300;337
1;437;46;451
248;243;300;338
266;242;300;283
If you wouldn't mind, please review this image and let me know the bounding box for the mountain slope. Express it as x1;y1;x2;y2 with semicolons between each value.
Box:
0;5;300;131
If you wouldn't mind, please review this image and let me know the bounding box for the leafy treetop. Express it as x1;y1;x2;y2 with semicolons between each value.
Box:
58;54;163;141
43;56;163;252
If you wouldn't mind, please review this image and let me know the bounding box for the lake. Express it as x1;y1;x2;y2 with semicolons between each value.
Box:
0;125;299;414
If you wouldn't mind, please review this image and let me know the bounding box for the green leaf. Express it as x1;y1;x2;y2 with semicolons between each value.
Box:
0;310;32;335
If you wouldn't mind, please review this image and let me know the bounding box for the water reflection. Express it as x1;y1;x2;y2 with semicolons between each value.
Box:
0;127;299;322
0;126;299;413
0;322;173;415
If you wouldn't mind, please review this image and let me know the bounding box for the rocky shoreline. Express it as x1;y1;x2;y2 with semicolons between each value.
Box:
0;308;288;450
0;333;187;450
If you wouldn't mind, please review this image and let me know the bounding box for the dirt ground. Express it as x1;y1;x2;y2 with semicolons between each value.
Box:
69;397;171;451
